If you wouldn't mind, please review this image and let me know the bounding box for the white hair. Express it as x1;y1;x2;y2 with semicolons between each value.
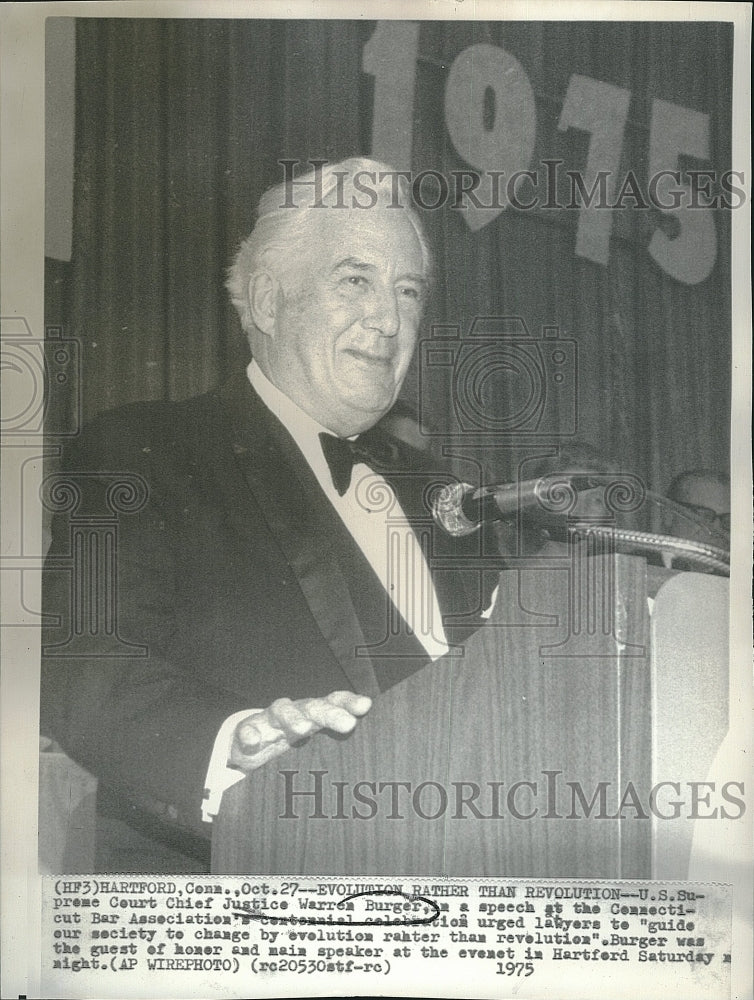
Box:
226;157;432;335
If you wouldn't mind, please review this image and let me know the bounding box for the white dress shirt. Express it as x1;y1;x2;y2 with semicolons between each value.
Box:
202;362;449;820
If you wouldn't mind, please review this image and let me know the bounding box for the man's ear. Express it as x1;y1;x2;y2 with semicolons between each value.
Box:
246;271;280;337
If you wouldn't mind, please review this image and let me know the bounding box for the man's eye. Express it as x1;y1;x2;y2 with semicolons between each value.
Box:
398;285;421;300
344;274;368;287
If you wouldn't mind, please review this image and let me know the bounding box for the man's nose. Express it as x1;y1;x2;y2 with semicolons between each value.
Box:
362;287;400;337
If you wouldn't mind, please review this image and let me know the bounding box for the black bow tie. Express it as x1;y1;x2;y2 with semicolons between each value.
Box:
319;432;390;496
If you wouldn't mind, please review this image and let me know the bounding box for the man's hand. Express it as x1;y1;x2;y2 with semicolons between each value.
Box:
229;691;372;772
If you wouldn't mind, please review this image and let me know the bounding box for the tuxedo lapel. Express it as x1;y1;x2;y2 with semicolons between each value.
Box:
214;375;381;699
364;430;491;640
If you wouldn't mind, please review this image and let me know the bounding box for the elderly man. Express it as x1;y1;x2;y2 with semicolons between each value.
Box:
41;159;487;870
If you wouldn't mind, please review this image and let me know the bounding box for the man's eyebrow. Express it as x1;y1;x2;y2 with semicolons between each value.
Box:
331;258;428;286
398;272;429;287
332;257;375;272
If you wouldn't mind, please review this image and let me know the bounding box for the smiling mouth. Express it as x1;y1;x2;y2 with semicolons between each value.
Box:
346;349;394;366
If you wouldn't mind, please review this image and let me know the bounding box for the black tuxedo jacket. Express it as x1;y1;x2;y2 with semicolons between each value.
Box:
41;374;493;842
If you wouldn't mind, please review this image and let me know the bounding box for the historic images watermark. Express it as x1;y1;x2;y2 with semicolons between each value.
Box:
1;318;82;631
277;769;746;822
277;159;747;213
354;312;663;661
417;316;577;438
0;317;151;652
1;319;80;438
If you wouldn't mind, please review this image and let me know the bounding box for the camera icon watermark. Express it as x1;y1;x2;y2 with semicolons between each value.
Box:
418;317;577;439
0;318;80;436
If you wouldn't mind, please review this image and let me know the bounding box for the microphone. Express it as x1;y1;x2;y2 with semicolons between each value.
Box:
432;475;596;537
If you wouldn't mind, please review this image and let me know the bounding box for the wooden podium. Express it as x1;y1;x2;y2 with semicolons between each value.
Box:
212;556;728;878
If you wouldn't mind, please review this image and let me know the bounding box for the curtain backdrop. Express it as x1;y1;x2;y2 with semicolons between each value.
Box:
47;18;733;509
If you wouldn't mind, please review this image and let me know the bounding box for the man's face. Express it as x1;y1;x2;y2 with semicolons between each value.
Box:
665;475;730;545
266;207;427;437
